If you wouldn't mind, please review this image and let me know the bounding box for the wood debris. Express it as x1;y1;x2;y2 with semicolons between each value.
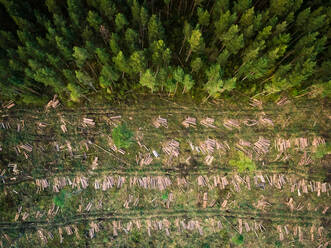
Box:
58;228;63;243
37;230;48;244
294;137;308;150
322;206;329;214
200;117;216;128
20;144;33;153
85;202;92;212
162;139;180;157
165;193;174;208
202;192;208;208
60;124;67;133
223;119;240;130
135;176;172;191
73;225;80;239
112;221;118;236
255;195;271;211
153;116;168;128
243;119;258;126
102;176;115;191
22;212;29;221
2;100;15;109
35;179;49;192
66;141;73;156
139;153;153;166
298;152;312;166
45;95;59;110
182;116;196;128
238;219;243;234
244;221;250;232
254;136;270;155
197;176;208;187
276;97;290;106
89;222;100;239
310;225;316;241
312;136;325;147
83;118;95;127
259;113;274;126
205;155;214;165
275;137;291;152
277;225;284;241
249;98;262;109
65;226;73;235
236;139;253;158
200;138;216;154
123;195;133;209
91;157;98;170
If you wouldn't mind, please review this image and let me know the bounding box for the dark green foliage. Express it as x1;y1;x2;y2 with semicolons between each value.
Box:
53;190;70;208
162;192;168;200
231;234;244;245
0;0;329;105
112;124;134;149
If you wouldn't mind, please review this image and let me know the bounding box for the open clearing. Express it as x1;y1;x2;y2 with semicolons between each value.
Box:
0;96;330;247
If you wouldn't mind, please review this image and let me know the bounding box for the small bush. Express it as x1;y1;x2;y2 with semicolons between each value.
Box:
53;190;70;208
229;151;256;172
231;234;244;246
112;123;134;149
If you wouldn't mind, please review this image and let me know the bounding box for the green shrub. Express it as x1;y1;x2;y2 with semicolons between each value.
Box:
53;190;70;208
231;234;244;246
229;151;256;172
112;124;134;149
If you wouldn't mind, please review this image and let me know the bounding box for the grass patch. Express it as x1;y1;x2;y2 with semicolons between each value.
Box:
312;143;331;159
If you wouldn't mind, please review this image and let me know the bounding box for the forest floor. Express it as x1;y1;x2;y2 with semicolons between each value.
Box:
0;95;330;247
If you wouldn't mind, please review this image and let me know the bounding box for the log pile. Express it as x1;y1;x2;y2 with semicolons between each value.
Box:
254;136;270;156
276;97;290;106
162;139;180;157
200;117;216;128
182;116;196;128
153;116;168;128
259;113;274;127
82;118;95;127
45;95;59;110
223;119;240;130
294;137;308;150
2;100;15;109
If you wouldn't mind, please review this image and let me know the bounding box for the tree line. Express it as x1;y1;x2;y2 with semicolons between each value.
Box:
0;0;330;105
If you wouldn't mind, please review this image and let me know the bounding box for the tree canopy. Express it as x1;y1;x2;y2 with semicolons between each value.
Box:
0;0;329;104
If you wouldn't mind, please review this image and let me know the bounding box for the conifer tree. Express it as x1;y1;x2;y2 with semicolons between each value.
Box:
67;0;85;29
99;65;119;89
115;13;128;31
221;25;244;55
186;28;204;61
140;69;156;92
109;33;120;54
73;46;89;68
87;10;102;32
204;64;224;98
148;15;164;43
182;74;195;93
190;57;203;72
197;8;210;27
129;51;146;74
112;51;130;74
